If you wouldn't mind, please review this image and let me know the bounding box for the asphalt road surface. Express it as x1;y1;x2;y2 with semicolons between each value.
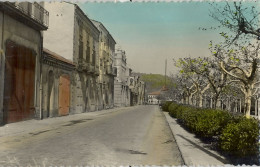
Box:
0;105;183;166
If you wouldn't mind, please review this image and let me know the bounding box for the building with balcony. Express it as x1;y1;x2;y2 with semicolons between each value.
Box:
42;2;100;114
113;48;131;107
138;81;146;105
92;20;116;109
128;75;146;106
0;2;49;124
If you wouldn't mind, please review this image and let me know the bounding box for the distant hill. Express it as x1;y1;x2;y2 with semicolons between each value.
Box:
132;73;173;94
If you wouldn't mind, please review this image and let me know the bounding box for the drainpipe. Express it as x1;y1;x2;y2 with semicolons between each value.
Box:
1;11;4;49
39;31;43;120
0;11;5;124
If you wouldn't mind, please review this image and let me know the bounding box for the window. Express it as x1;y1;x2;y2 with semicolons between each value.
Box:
86;41;90;63
114;68;117;77
92;45;96;66
79;27;83;60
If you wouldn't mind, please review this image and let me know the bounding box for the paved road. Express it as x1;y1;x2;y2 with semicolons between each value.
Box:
0;105;183;166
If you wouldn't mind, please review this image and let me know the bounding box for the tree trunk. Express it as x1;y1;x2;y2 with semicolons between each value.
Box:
213;94;220;109
235;101;237;112
216;100;222;109
227;97;231;112
188;95;192;105
199;94;203;108
204;96;207;108
239;99;242;113
244;89;252;118
255;98;257;116
210;97;213;108
258;99;260;120
185;96;189;105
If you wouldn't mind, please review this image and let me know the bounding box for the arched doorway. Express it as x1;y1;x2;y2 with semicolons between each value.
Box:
59;74;70;116
47;71;54;117
3;41;35;123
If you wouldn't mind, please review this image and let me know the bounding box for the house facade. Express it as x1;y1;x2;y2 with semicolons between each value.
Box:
92;20;116;110
148;91;160;105
0;2;49;124
42;2;100;115
138;81;146;105
41;48;75;119
128;75;146;106
0;2;146;124
114;48;131;107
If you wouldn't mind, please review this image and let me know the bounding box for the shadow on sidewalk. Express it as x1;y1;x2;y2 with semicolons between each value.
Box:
177;134;229;164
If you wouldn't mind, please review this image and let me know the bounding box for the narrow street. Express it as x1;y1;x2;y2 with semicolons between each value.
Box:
0;105;183;166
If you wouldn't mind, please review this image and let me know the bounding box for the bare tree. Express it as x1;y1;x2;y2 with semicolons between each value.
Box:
210;1;260;45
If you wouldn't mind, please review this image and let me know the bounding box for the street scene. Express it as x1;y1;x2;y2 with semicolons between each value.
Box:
0;106;183;166
0;1;260;166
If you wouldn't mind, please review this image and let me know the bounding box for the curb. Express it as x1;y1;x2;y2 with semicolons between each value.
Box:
162;111;190;166
162;110;229;166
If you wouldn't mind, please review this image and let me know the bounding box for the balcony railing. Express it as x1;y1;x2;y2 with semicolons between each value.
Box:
9;2;49;28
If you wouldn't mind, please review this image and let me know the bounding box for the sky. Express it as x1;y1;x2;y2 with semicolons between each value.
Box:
77;1;257;75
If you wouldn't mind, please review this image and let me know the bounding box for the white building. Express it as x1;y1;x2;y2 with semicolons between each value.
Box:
148;91;160;105
114;48;131;107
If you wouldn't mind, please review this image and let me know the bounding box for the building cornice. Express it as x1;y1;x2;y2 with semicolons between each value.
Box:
74;5;100;39
91;19;116;45
42;48;75;71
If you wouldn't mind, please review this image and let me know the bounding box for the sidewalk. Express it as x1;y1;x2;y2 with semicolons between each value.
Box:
163;112;229;166
0;106;131;138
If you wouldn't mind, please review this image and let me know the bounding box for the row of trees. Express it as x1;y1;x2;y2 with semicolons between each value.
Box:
169;2;260;118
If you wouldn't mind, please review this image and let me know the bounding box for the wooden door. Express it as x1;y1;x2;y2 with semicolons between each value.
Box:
59;75;70;116
4;41;35;123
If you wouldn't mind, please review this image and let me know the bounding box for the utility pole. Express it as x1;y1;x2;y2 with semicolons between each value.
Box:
165;59;167;87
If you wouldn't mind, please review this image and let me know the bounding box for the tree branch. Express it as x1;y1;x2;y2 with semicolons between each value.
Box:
219;61;244;81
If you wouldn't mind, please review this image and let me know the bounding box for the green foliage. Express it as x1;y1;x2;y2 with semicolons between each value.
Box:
193;109;231;137
161;101;172;112
179;107;198;132
219;117;259;156
172;106;231;137
140;74;172;89
167;103;260;157
168;103;180;118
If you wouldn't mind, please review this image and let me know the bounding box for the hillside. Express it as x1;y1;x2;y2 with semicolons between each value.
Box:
132;73;173;94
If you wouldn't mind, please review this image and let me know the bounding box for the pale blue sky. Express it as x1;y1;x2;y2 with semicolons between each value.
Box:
77;2;257;75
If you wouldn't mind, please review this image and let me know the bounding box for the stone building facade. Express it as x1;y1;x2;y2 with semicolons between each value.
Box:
0;2;49;124
113;47;146;107
114;48;131;107
92;20;116;110
128;75;146;106
42;2;100;114
138;81;146;105
0;2;146;124
41;48;75;119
